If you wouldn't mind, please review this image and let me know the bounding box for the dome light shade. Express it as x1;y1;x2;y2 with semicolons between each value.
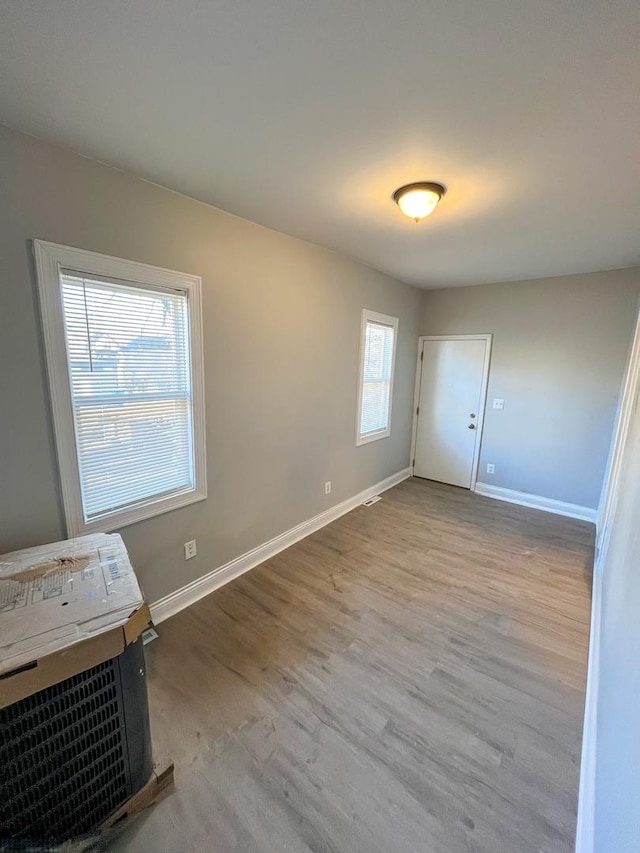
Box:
393;182;446;221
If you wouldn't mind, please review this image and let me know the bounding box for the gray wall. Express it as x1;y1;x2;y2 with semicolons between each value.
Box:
419;271;640;508
0;125;421;603
594;336;640;852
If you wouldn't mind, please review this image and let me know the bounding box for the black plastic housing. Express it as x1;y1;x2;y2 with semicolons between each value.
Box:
0;636;152;845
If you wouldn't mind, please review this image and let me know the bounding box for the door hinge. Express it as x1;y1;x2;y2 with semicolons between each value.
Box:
416;406;420;416
412;459;415;467
420;351;424;361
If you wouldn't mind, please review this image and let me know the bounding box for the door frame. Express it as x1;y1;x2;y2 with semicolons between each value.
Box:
410;333;493;490
595;298;640;562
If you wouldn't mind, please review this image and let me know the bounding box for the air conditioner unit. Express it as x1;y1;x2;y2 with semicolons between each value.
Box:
0;533;153;846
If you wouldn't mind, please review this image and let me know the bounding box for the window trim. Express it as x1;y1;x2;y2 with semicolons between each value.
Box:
34;240;207;537
356;308;399;446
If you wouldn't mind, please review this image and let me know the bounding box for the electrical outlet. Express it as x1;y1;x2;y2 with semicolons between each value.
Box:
324;481;332;495
486;463;495;474
184;539;197;560
492;398;505;410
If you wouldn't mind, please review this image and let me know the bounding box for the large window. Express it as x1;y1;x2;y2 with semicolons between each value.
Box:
356;309;399;445
34;241;206;536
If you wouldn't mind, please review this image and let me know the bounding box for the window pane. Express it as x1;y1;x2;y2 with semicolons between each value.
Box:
60;273;194;520
360;320;394;435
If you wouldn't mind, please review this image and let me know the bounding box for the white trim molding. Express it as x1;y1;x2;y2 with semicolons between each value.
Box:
575;298;640;853
410;333;493;490
474;482;597;523
596;298;640;551
575;567;602;853
33;240;207;537
150;467;412;624
356;309;399;446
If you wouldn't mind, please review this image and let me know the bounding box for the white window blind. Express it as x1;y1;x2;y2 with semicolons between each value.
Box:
60;273;194;521
356;310;399;445
34;241;206;537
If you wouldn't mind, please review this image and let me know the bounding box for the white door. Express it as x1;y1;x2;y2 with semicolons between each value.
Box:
414;338;488;488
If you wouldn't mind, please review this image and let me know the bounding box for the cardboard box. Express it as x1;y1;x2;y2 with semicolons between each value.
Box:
0;532;150;708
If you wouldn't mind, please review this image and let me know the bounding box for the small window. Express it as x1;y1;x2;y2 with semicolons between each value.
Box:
34;241;206;536
356;309;399;445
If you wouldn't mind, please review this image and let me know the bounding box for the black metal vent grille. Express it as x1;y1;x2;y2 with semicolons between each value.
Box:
0;658;130;843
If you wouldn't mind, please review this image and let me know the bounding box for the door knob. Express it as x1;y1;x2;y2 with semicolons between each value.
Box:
468;424;476;430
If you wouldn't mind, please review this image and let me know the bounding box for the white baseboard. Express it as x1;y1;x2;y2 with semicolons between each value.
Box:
474;482;597;523
575;565;602;853
150;467;412;624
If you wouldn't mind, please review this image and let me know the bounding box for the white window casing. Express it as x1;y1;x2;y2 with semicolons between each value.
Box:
34;241;207;537
356;309;399;446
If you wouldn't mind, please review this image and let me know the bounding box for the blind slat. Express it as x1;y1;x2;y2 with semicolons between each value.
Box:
360;321;394;436
61;273;195;520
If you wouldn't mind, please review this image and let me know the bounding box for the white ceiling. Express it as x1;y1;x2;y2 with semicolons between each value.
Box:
1;0;639;288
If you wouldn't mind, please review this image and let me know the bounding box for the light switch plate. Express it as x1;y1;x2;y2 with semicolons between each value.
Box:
492;398;505;410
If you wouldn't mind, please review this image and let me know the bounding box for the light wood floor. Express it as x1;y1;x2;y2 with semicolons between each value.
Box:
113;478;594;853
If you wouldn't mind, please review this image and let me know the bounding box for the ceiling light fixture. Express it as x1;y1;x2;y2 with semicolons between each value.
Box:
393;181;446;222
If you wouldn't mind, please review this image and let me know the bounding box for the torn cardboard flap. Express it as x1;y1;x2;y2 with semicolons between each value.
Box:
0;533;147;697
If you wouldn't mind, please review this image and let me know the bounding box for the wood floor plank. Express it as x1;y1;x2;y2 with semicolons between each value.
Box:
112;478;593;853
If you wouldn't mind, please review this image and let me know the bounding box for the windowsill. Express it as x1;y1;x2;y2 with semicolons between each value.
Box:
67;488;208;537
356;429;391;447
